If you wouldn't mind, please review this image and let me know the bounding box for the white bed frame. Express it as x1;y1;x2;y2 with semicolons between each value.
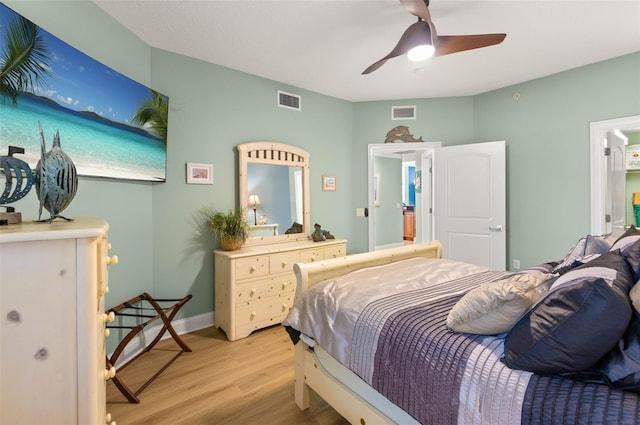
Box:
292;241;443;425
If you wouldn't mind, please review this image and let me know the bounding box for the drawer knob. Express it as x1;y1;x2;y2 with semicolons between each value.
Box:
281;261;287;267
250;311;256;318
107;243;112;250
103;285;110;295
250;288;257;295
103;311;116;323
107;255;119;265
282;282;287;289
250;266;256;272
104;328;111;337
104;366;116;380
105;413;116;425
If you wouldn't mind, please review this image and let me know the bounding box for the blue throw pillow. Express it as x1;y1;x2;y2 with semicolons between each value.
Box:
504;251;633;375
590;314;640;393
622;238;640;283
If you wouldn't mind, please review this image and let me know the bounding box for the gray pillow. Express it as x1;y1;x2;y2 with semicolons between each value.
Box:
611;226;640;252
552;234;615;274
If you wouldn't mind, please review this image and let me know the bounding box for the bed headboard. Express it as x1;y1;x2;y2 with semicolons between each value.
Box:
293;241;443;295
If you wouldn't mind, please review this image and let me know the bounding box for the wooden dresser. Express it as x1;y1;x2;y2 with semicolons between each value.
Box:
0;217;117;425
214;239;347;341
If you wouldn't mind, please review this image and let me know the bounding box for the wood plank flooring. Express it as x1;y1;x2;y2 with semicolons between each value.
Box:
106;325;350;425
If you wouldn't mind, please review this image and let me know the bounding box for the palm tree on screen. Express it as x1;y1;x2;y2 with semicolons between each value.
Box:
131;89;169;143
0;14;51;104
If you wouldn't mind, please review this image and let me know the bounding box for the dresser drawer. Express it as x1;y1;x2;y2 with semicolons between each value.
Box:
235;294;295;328
269;251;299;274
235;273;295;303
324;244;346;260
235;256;269;280
214;239;347;341
299;248;323;263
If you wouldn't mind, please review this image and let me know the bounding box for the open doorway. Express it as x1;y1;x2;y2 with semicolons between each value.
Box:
590;115;640;235
368;143;439;251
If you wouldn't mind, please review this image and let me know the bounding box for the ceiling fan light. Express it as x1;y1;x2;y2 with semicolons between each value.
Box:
407;44;435;62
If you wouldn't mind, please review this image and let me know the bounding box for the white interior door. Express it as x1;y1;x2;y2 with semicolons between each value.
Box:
606;130;626;235
418;150;434;243
434;141;506;270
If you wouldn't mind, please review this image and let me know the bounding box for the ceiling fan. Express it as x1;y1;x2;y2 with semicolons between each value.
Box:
362;0;506;74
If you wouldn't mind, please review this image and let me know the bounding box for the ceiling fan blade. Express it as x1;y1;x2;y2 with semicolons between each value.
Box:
400;0;431;22
434;33;506;57
362;20;431;74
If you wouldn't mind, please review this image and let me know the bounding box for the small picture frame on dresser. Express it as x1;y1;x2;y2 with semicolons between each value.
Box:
186;162;214;184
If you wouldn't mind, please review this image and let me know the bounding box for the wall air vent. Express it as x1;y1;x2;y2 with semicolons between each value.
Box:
392;105;416;120
278;90;301;111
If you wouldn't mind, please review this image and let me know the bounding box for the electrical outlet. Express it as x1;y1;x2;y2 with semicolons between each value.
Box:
512;259;521;270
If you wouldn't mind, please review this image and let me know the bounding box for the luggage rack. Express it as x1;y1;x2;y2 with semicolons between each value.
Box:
106;292;192;403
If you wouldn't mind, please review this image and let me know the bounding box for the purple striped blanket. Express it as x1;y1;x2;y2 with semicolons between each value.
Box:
284;257;640;424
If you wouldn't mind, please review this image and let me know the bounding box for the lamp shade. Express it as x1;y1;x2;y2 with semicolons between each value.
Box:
248;194;261;207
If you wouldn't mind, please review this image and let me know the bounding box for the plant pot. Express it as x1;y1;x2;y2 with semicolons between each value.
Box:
220;235;244;251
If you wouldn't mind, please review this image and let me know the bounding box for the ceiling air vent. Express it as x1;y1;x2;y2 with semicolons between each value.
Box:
392;105;416;120
278;90;301;111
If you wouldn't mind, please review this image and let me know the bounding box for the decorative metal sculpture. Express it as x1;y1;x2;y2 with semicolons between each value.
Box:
0;146;34;204
35;121;78;222
384;126;423;143
0;146;34;224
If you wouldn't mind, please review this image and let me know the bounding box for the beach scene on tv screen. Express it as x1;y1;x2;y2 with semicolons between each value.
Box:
0;3;168;182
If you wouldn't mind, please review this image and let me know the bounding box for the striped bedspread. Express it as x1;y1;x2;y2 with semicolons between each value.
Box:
283;257;640;425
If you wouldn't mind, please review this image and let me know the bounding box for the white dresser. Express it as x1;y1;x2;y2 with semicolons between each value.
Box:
0;217;117;425
214;239;347;341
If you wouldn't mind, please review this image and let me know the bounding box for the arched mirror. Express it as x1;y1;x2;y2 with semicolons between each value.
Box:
237;141;310;246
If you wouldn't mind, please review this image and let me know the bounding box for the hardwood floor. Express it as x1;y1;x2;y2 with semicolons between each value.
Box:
106;325;349;425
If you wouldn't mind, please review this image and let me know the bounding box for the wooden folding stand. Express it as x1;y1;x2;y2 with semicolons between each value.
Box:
105;292;192;403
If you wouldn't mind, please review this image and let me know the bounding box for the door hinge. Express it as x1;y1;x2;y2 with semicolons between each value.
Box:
604;147;611;156
605;214;611;223
429;167;432;174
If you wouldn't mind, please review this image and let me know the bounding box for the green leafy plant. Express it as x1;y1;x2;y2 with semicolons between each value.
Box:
0;14;52;104
200;206;249;250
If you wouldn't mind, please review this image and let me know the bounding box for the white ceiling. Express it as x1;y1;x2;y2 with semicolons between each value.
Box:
93;0;640;102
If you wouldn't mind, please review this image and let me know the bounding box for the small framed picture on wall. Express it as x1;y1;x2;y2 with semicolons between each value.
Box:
186;162;214;184
322;175;337;192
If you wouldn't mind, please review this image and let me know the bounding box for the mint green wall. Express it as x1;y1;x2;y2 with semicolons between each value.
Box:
474;53;640;268
148;50;354;321
4;2;640;347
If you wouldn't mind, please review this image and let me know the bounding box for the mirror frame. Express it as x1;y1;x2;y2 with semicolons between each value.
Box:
237;141;311;246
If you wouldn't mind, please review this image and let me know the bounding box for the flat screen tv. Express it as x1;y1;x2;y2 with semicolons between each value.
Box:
0;3;168;182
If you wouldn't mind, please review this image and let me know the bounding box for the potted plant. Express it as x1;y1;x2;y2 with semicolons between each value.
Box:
200;206;249;251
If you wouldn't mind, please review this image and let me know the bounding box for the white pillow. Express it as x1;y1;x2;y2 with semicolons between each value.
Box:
446;273;554;335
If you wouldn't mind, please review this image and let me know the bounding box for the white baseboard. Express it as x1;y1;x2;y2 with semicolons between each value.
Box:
375;242;404;250
108;311;214;368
